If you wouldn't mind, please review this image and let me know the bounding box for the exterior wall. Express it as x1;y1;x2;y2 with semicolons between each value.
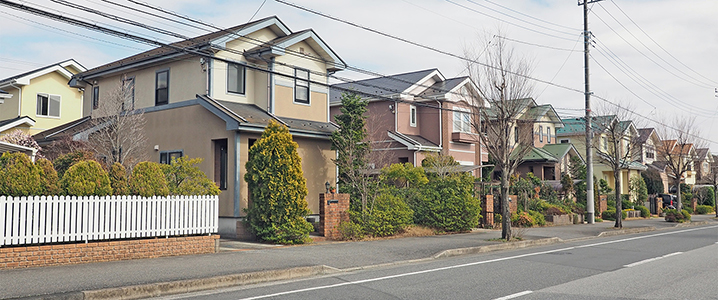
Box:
142;104;236;217
418;104;440;146
0;235;218;270
0;91;20;120
396;101;420;135
273;86;328;122
533;116;555;147
295;137;336;214
19;72;84;134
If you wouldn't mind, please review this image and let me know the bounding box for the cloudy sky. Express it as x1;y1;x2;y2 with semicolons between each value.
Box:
1;0;717;150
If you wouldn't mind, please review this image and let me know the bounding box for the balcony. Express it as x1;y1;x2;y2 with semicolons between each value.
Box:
452;132;479;144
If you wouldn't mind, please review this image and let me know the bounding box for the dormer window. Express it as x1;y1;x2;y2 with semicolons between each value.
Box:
294;68;309;104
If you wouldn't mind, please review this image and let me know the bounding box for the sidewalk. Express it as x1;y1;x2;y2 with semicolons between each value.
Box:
2;215;715;300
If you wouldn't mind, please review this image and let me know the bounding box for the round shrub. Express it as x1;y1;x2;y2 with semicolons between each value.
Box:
601;209;626;221
53;150;94;178
129;162;169;197
412;174;481;232
0;152;44;196
664;209;690;223
681;209;691;221
337;220;365;241
682;206;693;214
60;160;112;196
636;205;650;218
161;157;220;196
36;158;61;195
356;193;413;237
109;162;128;195
695;205;715;214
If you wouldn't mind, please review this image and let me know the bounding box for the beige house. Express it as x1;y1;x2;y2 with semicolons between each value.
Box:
41;16;345;237
0;59;86;135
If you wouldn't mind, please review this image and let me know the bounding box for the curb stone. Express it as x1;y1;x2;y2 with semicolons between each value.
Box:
597;226;656;237
432;237;562;259
674;220;714;228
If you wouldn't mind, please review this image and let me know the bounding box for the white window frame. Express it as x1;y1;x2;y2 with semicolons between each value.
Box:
409;105;417;127
453;107;471;133
36;93;61;118
539;125;543;142
546;126;551;144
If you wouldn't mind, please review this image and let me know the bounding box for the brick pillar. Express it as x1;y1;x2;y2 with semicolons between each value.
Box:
508;195;518;214
481;195;494;227
598;195;608;213
319;193;350;239
691;198;697;211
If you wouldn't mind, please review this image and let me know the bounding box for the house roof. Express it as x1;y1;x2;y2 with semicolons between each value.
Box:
0;141;37;159
522;146;559;163
695;148;710;160
637;128;655;143
542;143;584;163
0;59;86;87
0;116;36;134
244;29;345;72
214;99;337;135
387;130;441;151
418;76;469;97
32;116;93;144
330;69;439;103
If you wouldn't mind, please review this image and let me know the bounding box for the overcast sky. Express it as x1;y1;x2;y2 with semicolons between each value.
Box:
1;0;716;151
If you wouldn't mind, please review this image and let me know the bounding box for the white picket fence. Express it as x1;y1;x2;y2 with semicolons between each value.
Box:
0;195;218;247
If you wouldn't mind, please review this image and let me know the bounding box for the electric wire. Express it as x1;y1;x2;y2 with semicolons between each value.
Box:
464;0;577;37
483;0;576;31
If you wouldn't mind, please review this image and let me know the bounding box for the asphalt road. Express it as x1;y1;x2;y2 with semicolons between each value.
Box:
154;224;718;300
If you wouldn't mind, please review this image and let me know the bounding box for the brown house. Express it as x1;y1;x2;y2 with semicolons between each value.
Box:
35;16;345;237
329;69;486;174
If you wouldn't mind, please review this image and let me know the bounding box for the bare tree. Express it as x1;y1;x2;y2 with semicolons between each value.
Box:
590;104;642;228
656;117;703;212
87;76;147;169
465;35;536;240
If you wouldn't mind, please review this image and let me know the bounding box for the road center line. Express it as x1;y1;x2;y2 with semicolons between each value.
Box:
237;224;718;300
493;290;533;300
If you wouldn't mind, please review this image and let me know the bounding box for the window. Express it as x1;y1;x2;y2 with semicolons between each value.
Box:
159;150;183;164
453;108;471;133
560;139;570;144
248;138;257;150
214;139;228;190
514;127;519;143
227;63;246;95
546;127;551;144
539;126;543;142
36;94;60;117
155;69;169;106
602;137;607;150
122;77;135;111
92;86;99;109
410;105;417;127
294;68;309;104
399;157;409;163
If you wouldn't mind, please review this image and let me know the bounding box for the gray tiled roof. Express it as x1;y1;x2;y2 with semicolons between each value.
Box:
215;100;336;134
418;77;468;97
330;69;438;103
0;59;83;85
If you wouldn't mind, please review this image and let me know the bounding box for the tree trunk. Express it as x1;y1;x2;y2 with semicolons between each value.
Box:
675;178;682;211
614;169;622;228
501;171;511;241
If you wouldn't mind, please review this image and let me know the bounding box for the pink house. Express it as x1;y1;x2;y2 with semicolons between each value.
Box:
330;69;487;175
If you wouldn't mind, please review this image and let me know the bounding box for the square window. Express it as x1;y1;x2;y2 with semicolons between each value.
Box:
36;94;60;117
453;108;471;133
160;150;183;164
294;68;309;104
228;63;246;94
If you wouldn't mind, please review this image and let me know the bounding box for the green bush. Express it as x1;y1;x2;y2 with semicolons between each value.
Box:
53;151;94;178
0;152;44;196
109;162;128;195
161;156;220;196
683;206;693;214
511;212;534;227
60;160;112;196
664;209;691;223
528;210;546;226
636;205;650;218
412;173;481;232
695;205;715;214
601;209;626;221
244;121;313;244
337;220;365;241
355;193;413;237
129;162;169;197
595;217;603;222
36;158;61;195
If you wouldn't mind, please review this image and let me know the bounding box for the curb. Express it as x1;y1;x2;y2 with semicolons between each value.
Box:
432;237;562;259
596;226;656;237
674;220;714;228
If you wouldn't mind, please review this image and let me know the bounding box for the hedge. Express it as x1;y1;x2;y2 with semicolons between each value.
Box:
0;152;44;196
60;160;112;196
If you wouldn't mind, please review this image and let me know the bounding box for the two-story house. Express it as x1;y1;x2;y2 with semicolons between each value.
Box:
329;69;486;174
660;140;697;186
694;148;713;183
0;59;86;135
557;116;646;196
37;16;345;237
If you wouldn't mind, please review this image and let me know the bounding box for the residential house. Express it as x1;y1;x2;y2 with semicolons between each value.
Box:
517;143;584;181
635;128;660;165
329;69;486;174
660;140;697;186
36;16;345;237
557;116;647;196
0;59;86;135
694;148;713;183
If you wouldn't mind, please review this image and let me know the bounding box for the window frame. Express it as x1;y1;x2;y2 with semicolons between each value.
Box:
159;150;183;164
122;77;135;111
514;126;519;143
539;125;543;142
453;107;471;133
36;93;61;118
409;105;417;127
155;69;170;106
294;68;310;104
92;86;100;110
546;126;551;144
227;63;247;95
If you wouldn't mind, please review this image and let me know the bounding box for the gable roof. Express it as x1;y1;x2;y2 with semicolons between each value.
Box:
0;116;35;134
522;146;559;163
418;76;468;97
32;116;93;144
542;143;584;163
637;128;657;144
330;69;439;103
387;130;441;151
244;29;345;72
0;59;86;87
695;148;710;160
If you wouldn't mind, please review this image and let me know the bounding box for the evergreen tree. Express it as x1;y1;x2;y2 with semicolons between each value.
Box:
245;120;313;244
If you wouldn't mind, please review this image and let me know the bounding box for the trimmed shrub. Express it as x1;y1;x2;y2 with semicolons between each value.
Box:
36;158;61;195
54;151;94;178
129;162;169;197
695;205;715;214
511;212;534;227
683;206;694;214
528;210;546;226
355;193;413;237
60;160;112;196
161;156;220;196
0;152;44;196
664;209;691;223
601;209;627;221
109;162;128;195
636;205;650;218
337;220;365;241
244;121;313;244
412;173;481;232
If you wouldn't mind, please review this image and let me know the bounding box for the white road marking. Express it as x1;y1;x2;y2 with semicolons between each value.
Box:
493;290;533;300
237;225;718;300
623;252;682;268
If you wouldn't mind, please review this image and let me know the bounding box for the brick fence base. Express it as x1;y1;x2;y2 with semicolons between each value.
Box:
0;235;219;270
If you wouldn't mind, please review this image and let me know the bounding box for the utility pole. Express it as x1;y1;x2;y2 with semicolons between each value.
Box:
580;0;602;224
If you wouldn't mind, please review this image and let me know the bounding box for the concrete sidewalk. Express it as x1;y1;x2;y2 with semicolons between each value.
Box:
2;215;715;300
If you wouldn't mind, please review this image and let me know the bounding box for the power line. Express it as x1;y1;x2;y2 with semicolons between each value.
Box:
464;0;577;37
497;35;581;52
483;0;575;31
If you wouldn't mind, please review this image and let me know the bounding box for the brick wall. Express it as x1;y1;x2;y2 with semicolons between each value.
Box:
598;195;608;214
318;193;350;239
0;235;219;270
481;195;494;227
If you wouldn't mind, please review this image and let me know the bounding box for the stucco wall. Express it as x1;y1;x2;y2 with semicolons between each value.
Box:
21;72;84;134
0;90;20;121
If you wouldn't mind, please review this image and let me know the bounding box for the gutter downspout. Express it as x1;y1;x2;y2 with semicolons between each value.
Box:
10;82;21;117
436;100;443;150
268;57;275;114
